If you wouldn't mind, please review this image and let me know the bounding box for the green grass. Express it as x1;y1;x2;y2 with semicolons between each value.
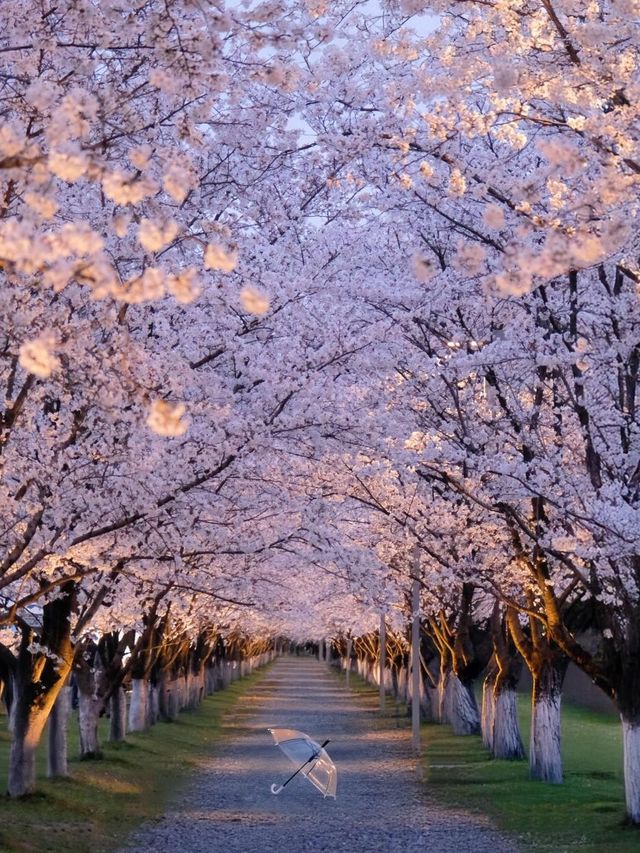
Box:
423;696;638;853
0;668;269;853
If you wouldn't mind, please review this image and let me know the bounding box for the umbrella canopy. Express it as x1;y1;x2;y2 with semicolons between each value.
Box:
268;727;337;798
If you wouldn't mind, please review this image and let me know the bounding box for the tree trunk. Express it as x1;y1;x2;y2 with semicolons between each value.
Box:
205;666;215;695
481;668;496;751
109;687;127;742
186;671;194;702
128;679;149;732
179;674;188;707
168;679;181;720
530;660;565;782
47;685;70;777
622;719;640;824
77;685;102;759
74;638;110;760
489;608;525;760
437;663;451;723
95;628;136;744
506;607;565;781
8;583;76;797
7;692;17;734
424;681;438;722
445;672;481;735
9;707;46;797
418;673;434;722
493;684;525;760
157;671;171;722
9;677;69;795
147;683;159;726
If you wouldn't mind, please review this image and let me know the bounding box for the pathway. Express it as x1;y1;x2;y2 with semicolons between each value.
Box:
122;657;517;853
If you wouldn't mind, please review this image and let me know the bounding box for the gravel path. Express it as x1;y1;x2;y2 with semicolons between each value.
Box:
122;657;518;853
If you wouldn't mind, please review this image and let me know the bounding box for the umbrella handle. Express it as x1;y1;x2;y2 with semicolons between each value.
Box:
270;783;284;795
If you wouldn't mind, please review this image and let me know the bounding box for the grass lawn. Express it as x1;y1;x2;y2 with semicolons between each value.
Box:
0;668;269;853
422;695;639;853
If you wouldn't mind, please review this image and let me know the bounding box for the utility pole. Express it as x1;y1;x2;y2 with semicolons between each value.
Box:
379;612;386;714
346;635;352;688
411;549;422;753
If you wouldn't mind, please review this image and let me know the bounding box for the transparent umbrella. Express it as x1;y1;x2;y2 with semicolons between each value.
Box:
268;728;337;798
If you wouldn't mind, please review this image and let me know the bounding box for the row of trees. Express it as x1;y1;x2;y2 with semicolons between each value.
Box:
333;596;553;780
0;587;275;795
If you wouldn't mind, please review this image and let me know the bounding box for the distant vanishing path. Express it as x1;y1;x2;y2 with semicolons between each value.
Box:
122;657;518;853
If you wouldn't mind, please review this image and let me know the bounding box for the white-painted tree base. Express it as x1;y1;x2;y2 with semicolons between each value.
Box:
78;690;101;758
530;693;562;782
622;719;640;824
446;674;481;735
493;688;525;760
128;679;149;732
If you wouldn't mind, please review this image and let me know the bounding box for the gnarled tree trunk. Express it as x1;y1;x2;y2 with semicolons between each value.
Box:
8;583;76;797
530;658;565;782
493;684;525;761
75;642;106;760
78;688;102;759
445;672;481;735
508;607;566;782
615;638;640;824
491;604;525;760
126;610;162;733
428;586;490;735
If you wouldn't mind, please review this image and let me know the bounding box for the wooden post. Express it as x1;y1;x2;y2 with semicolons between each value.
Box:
411;570;421;754
346;636;352;688
379;612;386;714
